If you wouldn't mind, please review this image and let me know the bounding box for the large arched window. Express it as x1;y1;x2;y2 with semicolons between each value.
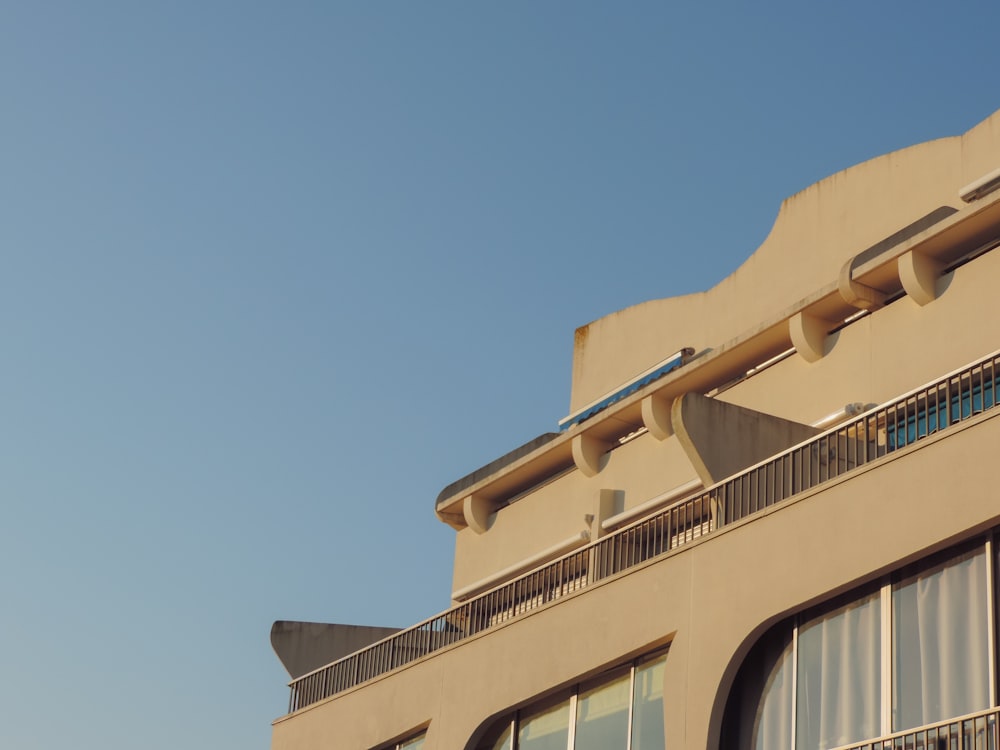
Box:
478;651;667;750
721;537;996;750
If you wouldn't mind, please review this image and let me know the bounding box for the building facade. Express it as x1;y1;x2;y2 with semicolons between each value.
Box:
270;109;1000;750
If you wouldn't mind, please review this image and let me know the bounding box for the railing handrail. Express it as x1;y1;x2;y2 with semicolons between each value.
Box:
829;704;999;750
672;342;1000;496
286;348;1000;712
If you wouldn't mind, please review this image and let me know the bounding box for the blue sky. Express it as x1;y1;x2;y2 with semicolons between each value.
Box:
1;3;998;749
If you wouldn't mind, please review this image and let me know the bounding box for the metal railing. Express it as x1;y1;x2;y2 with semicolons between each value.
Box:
287;351;1000;713
834;706;1000;750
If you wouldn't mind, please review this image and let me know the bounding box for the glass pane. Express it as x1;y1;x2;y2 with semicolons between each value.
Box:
399;734;426;750
719;623;793;750
796;592;881;750
519;698;570;750
893;546;989;731
631;655;666;750
752;630;794;750
575;671;630;750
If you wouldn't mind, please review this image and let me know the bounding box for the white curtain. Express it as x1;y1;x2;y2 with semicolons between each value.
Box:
727;542;994;750
751;636;793;750
796;592;881;750
892;547;990;731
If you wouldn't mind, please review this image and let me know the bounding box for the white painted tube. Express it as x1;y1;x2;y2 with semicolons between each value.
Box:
601;478;704;531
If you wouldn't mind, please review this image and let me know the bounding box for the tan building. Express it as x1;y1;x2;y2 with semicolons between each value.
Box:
270;109;1000;750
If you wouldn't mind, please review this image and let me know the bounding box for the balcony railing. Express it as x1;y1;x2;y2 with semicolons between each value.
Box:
287;350;1000;713
833;706;1000;750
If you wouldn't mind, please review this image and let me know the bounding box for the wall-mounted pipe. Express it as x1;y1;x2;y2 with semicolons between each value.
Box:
601;478;704;531
960;167;1000;203
811;402;874;430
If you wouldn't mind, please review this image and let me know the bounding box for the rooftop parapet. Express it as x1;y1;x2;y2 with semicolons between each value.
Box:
436;109;1000;530
570;109;1000;413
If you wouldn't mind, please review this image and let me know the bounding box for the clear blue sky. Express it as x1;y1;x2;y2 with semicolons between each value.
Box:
1;3;998;748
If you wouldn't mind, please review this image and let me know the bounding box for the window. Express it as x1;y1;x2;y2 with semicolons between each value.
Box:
391;732;426;750
796;591;881;749
574;668;630;750
892;545;990;730
722;538;996;750
479;652;667;750
518;697;571;750
631;655;667;750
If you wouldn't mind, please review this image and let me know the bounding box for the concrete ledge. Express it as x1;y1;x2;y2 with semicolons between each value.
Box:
271;621;402;679
671;392;820;485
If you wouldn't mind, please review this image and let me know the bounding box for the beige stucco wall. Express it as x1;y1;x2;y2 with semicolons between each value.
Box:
450;468;592;596
593;429;698;509
272;409;1000;750
451;430;698;596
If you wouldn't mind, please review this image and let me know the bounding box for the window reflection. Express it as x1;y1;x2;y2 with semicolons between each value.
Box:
398;733;426;749
519;699;571;750
575;671;630;750
632;656;666;750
